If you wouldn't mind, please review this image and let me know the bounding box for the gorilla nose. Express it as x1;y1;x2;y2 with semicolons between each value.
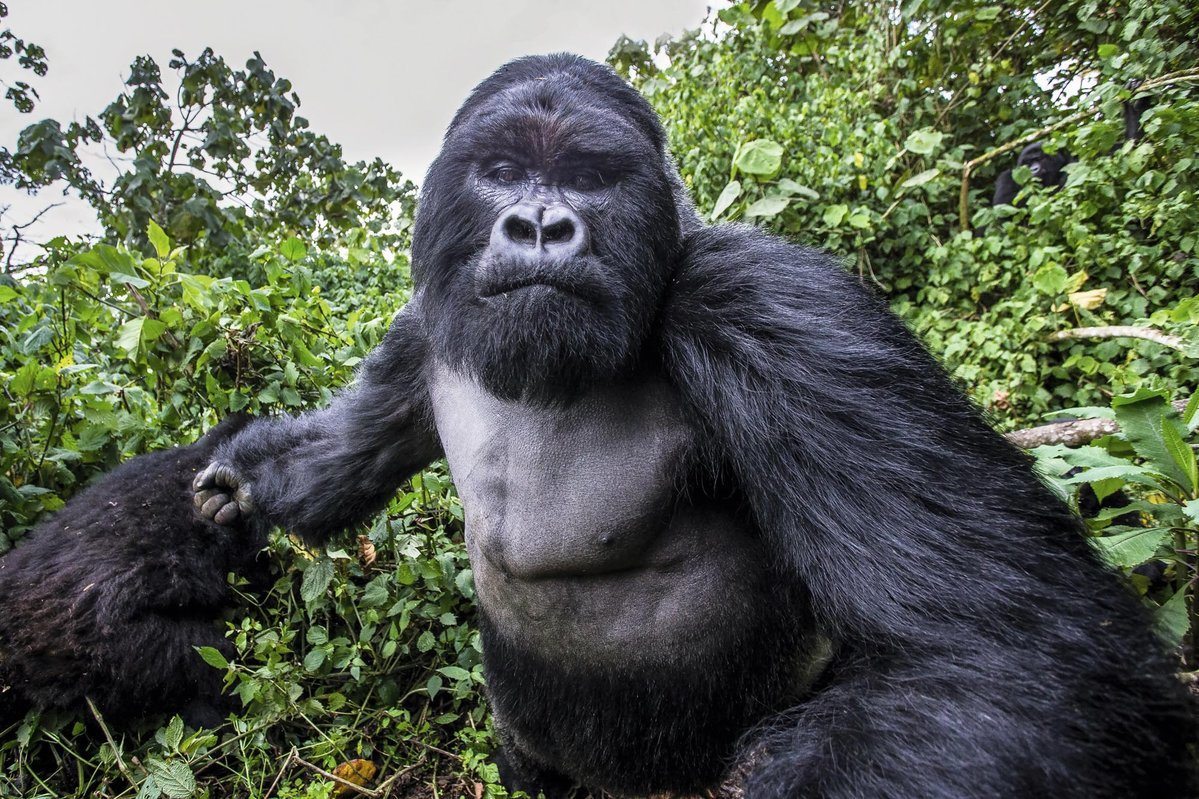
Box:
492;203;587;259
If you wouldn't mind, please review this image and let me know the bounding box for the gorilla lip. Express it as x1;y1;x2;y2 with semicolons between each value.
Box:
477;267;605;304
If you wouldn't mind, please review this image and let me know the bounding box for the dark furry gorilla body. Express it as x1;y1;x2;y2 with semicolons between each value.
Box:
194;55;1195;797
0;417;264;728
991;141;1074;206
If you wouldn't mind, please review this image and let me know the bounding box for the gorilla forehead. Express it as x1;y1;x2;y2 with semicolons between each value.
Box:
445;53;666;154
453;85;653;168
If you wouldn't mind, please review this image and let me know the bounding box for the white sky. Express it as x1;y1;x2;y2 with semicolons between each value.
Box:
0;0;715;254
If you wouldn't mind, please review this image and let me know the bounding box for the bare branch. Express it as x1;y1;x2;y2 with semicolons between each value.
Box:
1048;325;1188;352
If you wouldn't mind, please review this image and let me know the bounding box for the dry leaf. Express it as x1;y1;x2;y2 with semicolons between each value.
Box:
1068;288;1107;310
332;758;377;796
357;535;377;569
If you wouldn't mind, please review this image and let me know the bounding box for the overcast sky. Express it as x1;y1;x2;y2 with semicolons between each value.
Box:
1;0;715;250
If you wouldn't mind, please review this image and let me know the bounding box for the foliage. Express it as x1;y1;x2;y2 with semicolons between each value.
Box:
1036;389;1199;667
0;2;46;114
0;48;415;273
613;0;1199;425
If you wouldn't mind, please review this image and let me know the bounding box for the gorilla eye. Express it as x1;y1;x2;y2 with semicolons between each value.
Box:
488;165;525;185
567;170;606;191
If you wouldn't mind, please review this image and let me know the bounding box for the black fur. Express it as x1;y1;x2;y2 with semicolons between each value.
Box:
206;54;1196;797
991;141;1074;206
0;416;265;728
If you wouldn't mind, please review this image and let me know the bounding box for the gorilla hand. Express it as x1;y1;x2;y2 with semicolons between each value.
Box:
192;461;254;526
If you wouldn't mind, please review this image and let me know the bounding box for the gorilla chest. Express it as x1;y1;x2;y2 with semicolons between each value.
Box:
428;364;767;657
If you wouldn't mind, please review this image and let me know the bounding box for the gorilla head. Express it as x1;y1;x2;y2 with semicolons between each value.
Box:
991;140;1074;206
412;54;683;402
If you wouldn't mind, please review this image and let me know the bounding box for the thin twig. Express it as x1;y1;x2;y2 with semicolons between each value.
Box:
293;754;382;797
263;747;297;799
85;697;137;789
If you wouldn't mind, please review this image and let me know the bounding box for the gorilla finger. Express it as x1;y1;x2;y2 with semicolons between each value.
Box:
192;463;218;492
233;484;255;514
194;488;221;510
200;493;231;519
213;501;241;526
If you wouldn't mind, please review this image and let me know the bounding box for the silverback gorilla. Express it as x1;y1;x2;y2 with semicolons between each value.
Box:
0;416;265;728
194;55;1195;797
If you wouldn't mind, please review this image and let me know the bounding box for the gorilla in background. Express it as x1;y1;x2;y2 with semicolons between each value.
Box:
990;140;1074;206
992;91;1151;206
194;55;1195;798
0;416;265;729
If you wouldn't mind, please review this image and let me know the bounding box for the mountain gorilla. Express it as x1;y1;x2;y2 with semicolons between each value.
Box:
194;55;1194;797
991;141;1074;206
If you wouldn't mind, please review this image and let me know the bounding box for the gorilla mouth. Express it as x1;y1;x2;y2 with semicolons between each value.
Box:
477;269;606;304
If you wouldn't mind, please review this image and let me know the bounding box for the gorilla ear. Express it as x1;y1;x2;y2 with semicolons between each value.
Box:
664;152;704;234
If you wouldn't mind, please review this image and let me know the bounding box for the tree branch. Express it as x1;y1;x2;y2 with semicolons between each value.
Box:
1047;325;1188;352
1006;400;1190;449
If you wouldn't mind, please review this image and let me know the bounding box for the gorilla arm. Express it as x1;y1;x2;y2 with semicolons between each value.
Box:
660;225;1163;796
194;303;443;543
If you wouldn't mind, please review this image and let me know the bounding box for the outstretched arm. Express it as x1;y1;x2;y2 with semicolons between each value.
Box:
661;226;1189;797
195;301;443;543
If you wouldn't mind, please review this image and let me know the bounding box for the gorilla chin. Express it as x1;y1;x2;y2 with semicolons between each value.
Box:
439;251;642;403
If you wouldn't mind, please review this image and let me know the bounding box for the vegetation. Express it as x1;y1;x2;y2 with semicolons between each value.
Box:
0;0;1196;796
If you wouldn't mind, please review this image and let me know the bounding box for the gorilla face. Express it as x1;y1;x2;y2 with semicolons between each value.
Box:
412;55;682;402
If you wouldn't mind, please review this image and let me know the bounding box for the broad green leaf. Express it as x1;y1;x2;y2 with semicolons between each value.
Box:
822;204;849;226
196;646;229;670
148;759;196;799
1155;586;1189;647
776;178;819;199
437;666;472;682
280;237;307;262
743;196;790;219
900;168;940;189
1090;527;1170;569
1111;390;1192;489
1183;499;1199;524
301;556;335;602
116;318;146;357
1032;264;1069;295
709;180;742;220
303;648;327;671
147;220;170;259
734;139;784;177
1161;417;1198;495
903;127;944;155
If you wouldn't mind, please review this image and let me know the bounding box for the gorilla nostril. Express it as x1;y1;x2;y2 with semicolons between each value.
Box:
542;219;575;245
504;216;538;246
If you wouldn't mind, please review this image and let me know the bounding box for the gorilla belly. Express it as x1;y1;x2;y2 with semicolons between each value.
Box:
428;363;772;662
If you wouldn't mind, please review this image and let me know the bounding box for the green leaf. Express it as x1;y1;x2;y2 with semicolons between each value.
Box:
734;139;784;177
1032;264;1069;295
280;237;307;262
900;168;940;189
1155;586;1189;647
437;665;472;682
301;556;335;602
1111;390;1193;489
709;180;742;220
196;646;229;670
743;195;790;219
417;630;436;653
1091;527;1170;569
903;127;944;155
303;648;327;671
776;178;818;199
148;758;196;799
147;220;170;259
1161;417;1198;495
822;204;849;226
116;318;146;357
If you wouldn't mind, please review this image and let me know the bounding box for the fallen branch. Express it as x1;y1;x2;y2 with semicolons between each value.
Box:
1006;399;1190;449
1047;325;1188;352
